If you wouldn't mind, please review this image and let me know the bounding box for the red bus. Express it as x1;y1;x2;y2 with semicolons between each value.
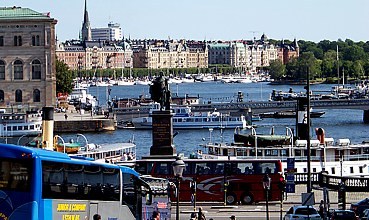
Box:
135;158;284;205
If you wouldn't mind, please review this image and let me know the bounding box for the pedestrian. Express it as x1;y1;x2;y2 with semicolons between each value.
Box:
230;215;236;220
64;113;68;120
93;214;101;220
318;200;324;218
190;212;197;220
151;210;160;220
198;207;206;220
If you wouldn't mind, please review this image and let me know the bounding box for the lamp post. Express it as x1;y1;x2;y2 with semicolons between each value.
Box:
248;126;257;159
172;157;185;220
286;127;294;157
263;174;271;220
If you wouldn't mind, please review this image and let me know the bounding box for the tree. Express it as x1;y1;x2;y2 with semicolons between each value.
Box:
56;59;74;94
268;60;285;80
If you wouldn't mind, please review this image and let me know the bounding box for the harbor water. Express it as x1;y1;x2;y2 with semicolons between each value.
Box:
80;81;368;159
4;82;368;159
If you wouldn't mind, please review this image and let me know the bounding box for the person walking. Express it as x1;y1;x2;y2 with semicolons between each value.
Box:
230;215;236;220
198;207;206;220
151;210;160;220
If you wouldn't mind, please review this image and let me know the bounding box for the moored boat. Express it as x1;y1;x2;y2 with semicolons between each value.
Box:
132;103;247;129
0;111;42;137
200;126;369;177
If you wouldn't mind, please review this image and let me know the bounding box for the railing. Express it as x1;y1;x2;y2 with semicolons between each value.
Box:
294;172;369;192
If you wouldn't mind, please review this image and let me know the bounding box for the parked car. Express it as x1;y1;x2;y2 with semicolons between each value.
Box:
351;198;369;217
284;205;322;220
360;209;369;220
328;209;357;220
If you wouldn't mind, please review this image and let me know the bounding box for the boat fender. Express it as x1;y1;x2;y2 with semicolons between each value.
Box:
315;127;325;144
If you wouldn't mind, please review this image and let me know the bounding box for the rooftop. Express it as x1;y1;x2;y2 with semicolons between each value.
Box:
0;6;52;20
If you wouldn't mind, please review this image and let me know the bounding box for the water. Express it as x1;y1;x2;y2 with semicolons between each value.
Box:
6;82;369;159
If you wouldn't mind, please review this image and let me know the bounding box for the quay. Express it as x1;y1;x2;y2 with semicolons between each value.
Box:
53;109;115;132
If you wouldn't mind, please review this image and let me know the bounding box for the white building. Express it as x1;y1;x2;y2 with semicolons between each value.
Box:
91;22;123;41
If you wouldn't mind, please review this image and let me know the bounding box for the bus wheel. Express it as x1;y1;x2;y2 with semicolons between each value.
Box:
241;192;254;205
226;193;237;205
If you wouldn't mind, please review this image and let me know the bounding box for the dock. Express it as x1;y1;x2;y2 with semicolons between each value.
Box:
53;109;115;132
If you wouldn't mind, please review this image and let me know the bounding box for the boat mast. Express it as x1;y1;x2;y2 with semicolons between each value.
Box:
337;45;340;86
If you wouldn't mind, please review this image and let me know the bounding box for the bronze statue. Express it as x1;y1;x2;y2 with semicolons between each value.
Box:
149;73;171;110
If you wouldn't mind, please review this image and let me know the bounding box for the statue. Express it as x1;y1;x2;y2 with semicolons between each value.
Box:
150;73;171;110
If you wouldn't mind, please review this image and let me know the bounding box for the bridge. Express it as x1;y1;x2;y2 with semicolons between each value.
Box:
113;98;369;123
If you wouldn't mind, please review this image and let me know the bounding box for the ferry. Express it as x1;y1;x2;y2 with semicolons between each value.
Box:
0;111;42;137
199;126;369;177
131;103;247;129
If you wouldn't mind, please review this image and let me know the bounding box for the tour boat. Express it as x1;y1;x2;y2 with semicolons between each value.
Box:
131;103;247;129
198;126;369;177
0;111;42;137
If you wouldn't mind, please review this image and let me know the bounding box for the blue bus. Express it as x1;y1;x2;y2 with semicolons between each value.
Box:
0;143;151;220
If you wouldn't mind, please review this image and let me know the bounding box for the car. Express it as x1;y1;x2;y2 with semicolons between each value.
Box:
351;198;369;217
328;209;357;220
360;209;369;220
284;205;322;220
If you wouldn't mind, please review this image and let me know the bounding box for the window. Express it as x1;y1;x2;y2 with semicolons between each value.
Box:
32;35;40;46
15;89;22;102
350;167;354;173
31;60;41;79
0;90;4;103
13;36;22;46
0;60;4;80
0;36;3;46
13;60;23;79
33;89;40;102
0;159;32;191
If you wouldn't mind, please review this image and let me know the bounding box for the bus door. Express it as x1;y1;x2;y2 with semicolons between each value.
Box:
89;202;98;219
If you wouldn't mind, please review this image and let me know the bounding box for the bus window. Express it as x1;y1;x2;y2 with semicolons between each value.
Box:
43;162;64;196
237;162;254;174
84;165;102;200
195;163;210;175
254;162;276;174
214;163;224;174
64;164;84;197
0;159;31;191
103;167;120;201
155;163;169;175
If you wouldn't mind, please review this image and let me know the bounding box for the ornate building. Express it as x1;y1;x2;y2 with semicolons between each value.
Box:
132;39;208;69
81;0;92;41
278;38;300;64
208;34;279;73
0;6;57;110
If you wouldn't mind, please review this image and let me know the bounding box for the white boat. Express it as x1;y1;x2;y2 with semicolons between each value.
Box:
200;126;369;177
116;79;136;86
0;112;42;137
132;103;247;129
74;142;136;166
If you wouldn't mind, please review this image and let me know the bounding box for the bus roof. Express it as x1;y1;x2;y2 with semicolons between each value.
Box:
0;143;139;173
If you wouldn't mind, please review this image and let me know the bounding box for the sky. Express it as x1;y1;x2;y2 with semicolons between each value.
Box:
3;0;369;43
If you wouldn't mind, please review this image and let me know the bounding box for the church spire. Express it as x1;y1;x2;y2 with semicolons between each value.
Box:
81;0;92;41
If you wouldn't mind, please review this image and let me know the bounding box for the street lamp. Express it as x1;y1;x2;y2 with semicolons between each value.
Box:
247;126;257;159
172;157;185;220
263;173;271;220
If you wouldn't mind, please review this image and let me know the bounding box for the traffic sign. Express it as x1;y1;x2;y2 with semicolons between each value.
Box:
286;182;295;193
286;174;295;182
302;192;315;206
287;158;295;170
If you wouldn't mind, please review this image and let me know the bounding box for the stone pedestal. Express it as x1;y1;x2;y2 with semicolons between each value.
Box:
149;110;176;156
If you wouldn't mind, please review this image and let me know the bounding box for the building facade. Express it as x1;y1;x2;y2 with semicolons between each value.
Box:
277;38;300;64
0;6;57;110
132;39;208;69
208;34;280;73
56;40;133;71
91;22;123;41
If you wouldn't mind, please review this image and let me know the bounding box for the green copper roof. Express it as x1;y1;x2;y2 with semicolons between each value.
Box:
0;7;51;20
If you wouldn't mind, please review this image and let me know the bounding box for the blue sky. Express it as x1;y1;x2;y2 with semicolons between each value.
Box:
3;0;369;42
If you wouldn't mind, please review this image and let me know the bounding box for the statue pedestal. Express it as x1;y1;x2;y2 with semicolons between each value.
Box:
149;110;176;156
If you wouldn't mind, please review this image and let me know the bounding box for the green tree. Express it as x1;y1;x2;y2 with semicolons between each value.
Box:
56;59;74;94
269;60;285;80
